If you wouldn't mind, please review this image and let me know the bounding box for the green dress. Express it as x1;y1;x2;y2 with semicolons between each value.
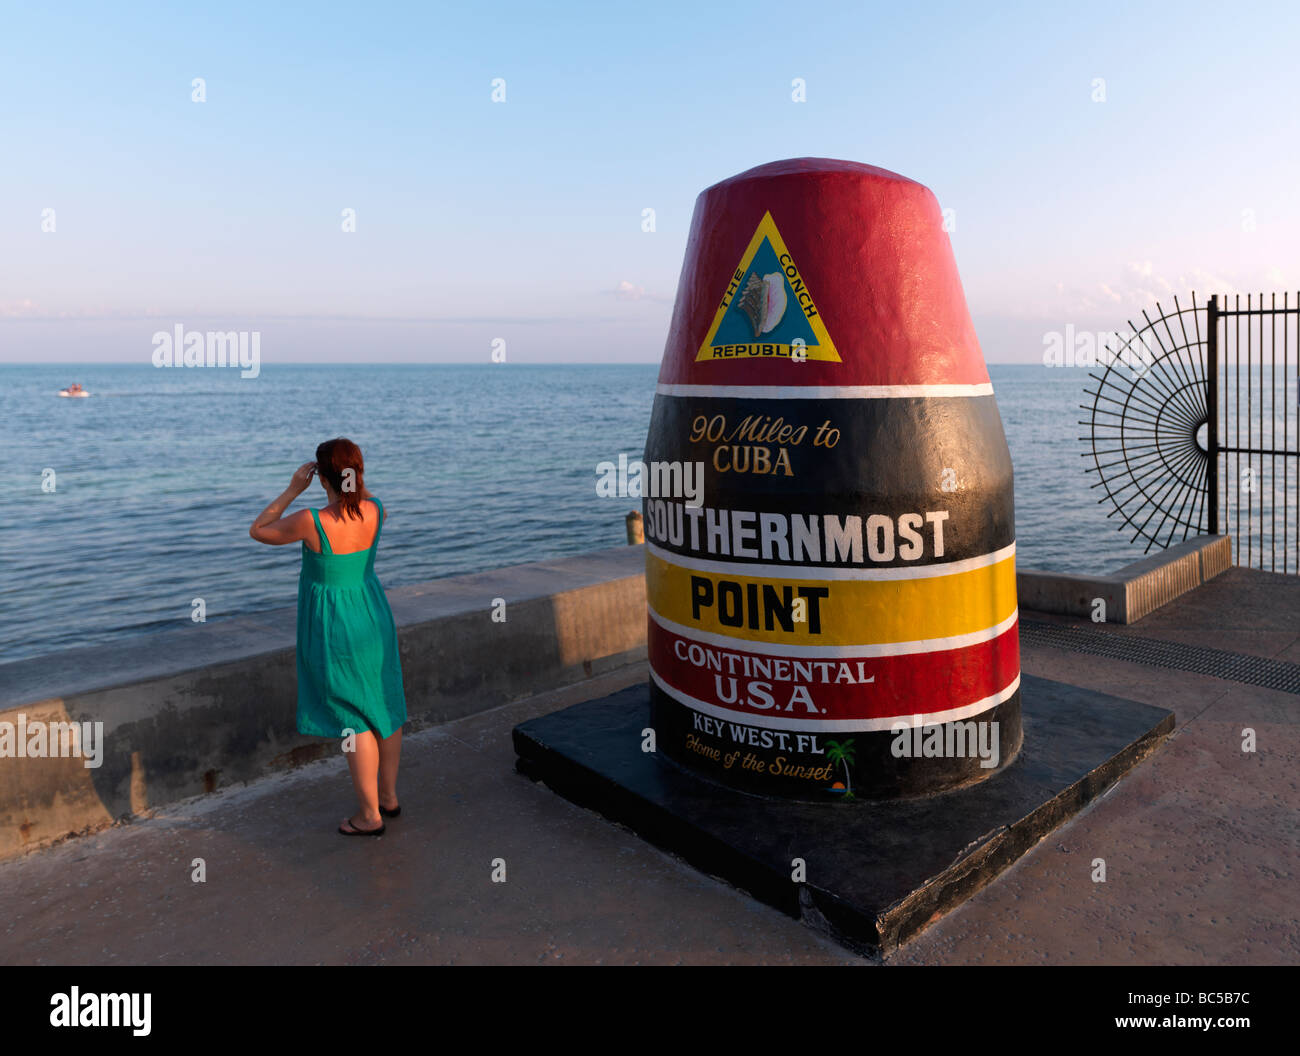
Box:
296;497;407;739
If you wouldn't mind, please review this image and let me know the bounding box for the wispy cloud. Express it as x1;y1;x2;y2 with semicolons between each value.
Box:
0;307;624;325
1039;261;1284;322
604;280;670;304
0;298;40;318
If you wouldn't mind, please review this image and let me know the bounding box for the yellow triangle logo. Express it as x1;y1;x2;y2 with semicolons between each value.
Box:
695;211;840;363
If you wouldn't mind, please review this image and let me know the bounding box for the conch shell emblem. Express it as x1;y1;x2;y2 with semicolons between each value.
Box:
735;271;787;337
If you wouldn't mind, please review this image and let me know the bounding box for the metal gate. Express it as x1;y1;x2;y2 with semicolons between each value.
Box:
1083;291;1299;573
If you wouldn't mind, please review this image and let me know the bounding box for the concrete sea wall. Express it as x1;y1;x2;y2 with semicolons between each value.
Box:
1017;535;1231;624
0;545;646;861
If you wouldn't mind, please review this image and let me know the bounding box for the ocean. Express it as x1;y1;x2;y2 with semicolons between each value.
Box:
1;363;1144;665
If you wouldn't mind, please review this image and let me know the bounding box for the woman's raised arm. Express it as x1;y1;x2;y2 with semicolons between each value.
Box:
249;462;316;545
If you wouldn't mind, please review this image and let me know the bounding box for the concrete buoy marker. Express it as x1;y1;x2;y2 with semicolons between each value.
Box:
642;157;1021;799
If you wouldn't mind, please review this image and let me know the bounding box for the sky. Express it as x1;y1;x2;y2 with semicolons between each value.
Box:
1;0;1297;364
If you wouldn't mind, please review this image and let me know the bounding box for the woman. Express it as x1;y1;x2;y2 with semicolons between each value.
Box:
249;438;407;837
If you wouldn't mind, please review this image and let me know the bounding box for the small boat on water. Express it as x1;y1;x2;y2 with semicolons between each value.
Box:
58;383;90;398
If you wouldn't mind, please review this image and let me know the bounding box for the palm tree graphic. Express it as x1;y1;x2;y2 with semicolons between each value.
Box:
824;738;856;799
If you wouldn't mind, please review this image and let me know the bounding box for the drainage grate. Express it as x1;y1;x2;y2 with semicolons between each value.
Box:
1019;619;1300;695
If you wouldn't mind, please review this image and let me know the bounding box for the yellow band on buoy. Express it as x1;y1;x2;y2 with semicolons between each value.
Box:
646;548;1018;647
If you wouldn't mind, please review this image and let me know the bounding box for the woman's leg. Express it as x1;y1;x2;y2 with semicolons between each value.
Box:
342;730;383;831
378;727;402;811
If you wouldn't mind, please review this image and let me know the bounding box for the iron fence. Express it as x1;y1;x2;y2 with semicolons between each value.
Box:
1083;291;1299;573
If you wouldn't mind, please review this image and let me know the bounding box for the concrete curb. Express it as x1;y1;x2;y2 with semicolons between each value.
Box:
1015;535;1232;624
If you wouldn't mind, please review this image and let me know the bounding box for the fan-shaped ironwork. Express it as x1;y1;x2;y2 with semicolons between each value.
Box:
1081;292;1210;553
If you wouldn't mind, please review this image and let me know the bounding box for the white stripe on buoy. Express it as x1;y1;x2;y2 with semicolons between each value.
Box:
647;604;1019;659
644;540;1016;581
655;382;995;399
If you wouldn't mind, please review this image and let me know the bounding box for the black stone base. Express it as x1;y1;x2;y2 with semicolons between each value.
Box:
512;675;1173;956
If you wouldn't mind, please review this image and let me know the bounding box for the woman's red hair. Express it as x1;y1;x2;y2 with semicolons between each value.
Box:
315;438;366;520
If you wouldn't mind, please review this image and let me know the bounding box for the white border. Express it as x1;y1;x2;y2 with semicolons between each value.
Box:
645;540;1015;581
655;382;994;399
647;605;1019;658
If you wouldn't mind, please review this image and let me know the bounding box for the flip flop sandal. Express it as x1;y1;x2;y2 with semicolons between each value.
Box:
379;804;401;818
338;817;386;837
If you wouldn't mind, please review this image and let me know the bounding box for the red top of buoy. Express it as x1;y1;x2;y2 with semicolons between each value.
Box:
658;158;989;389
